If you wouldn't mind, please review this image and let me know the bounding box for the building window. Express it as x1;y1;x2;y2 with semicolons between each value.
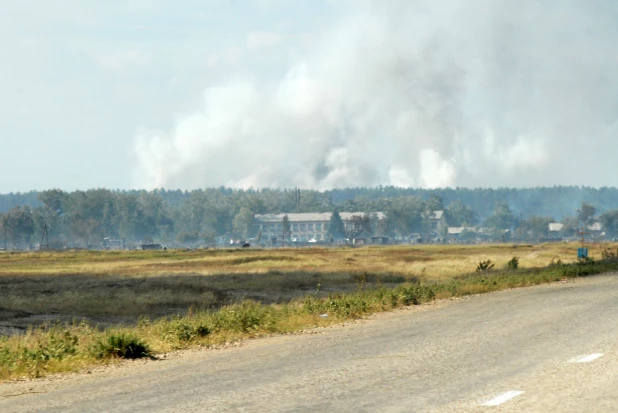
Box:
292;223;298;231
308;223;314;231
315;223;322;231
300;234;307;241
300;223;306;231
316;234;322;240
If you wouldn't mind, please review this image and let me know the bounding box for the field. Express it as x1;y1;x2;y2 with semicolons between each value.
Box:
1;242;617;381
0;243;610;333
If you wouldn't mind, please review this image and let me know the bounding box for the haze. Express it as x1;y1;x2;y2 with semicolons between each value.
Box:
2;0;618;193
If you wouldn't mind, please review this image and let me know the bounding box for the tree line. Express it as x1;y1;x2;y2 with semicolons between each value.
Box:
1;186;618;249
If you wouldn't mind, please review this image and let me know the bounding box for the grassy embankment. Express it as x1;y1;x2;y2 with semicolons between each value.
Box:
1;243;617;381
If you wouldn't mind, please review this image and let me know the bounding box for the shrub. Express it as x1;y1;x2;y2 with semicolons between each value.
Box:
504;257;519;270
211;301;272;333
162;318;210;344
92;333;150;359
476;259;494;272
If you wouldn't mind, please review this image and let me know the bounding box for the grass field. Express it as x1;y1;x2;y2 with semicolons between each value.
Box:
0;243;595;278
1;242;617;381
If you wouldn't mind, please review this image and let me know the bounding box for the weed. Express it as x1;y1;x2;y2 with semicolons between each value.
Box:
91;334;150;360
161;318;210;345
210;301;272;334
549;258;563;266
504;257;519;270
476;259;495;272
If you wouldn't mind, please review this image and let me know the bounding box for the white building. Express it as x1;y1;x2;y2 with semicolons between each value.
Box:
254;212;385;242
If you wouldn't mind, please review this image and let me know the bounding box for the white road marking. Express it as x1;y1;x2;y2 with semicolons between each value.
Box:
482;391;525;406
568;353;604;363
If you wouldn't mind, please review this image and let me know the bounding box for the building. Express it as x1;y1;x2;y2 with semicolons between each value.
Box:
102;237;125;250
587;222;605;240
254;212;385;243
447;227;478;242
548;222;565;239
429;211;448;234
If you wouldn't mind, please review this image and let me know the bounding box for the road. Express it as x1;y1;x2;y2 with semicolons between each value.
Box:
2;275;618;412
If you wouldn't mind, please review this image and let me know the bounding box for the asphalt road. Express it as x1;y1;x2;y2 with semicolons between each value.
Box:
2;275;618;412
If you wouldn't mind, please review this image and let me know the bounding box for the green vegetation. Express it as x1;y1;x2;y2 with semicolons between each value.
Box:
504;256;519;270
91;334;151;360
476;259;495;272
3;186;618;249
1;245;618;382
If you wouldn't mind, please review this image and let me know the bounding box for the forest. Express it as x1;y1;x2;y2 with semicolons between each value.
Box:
1;186;618;249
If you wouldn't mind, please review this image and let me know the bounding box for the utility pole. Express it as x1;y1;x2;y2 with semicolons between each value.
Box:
578;225;589;259
519;212;523;242
40;223;49;250
580;226;588;249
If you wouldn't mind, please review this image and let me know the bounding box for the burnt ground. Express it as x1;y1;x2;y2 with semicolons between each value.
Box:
0;271;407;335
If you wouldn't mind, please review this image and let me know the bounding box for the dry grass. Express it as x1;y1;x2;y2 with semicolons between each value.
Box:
2;242;618;381
0;243;608;278
0;242;611;334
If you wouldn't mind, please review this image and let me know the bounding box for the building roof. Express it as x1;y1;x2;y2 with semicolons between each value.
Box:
549;223;564;232
447;226;476;235
430;210;444;220
587;222;603;231
254;212;385;223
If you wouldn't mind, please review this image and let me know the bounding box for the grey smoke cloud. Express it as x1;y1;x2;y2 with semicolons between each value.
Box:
133;0;618;190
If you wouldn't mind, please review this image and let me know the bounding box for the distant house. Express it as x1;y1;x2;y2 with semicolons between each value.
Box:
254;212;385;243
447;227;477;241
429;211;448;234
102;237;125;250
549;223;564;233
587;222;605;239
548;222;565;239
447;226;477;236
371;236;389;245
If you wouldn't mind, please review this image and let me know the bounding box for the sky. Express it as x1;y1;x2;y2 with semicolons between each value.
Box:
2;0;618;193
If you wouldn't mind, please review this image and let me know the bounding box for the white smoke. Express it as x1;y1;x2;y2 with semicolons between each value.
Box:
133;0;618;189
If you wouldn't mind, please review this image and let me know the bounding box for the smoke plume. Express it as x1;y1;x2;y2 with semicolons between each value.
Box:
133;0;618;189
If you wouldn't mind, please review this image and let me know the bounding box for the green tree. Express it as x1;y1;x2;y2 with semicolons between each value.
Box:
233;207;255;238
561;216;579;237
485;202;515;230
2;206;35;248
329;210;346;239
176;231;199;245
383;196;425;237
445;200;478;227
521;216;553;241
282;215;291;240
599;209;618;238
577;202;596;226
347;215;371;239
426;194;444;213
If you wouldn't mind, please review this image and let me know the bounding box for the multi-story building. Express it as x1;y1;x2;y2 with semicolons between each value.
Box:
254;212;385;242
